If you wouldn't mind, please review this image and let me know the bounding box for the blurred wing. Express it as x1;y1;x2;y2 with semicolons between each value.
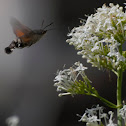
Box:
10;17;32;37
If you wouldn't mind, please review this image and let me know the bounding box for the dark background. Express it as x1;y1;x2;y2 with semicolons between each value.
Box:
0;0;126;126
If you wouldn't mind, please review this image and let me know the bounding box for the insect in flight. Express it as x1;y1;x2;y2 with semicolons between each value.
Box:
5;17;53;54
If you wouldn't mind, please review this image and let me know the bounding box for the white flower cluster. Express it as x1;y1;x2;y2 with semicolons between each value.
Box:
6;116;20;126
54;62;88;96
78;105;117;126
67;3;126;71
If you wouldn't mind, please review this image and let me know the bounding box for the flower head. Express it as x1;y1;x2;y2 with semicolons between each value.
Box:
6;116;20;126
67;3;126;72
54;62;91;96
78;105;117;126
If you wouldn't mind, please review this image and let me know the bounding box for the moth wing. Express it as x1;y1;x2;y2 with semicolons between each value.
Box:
10;17;32;37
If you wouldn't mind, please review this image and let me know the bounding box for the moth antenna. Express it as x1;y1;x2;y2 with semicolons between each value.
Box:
41;20;44;29
43;22;53;30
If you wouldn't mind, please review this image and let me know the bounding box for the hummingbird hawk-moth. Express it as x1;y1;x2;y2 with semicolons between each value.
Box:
5;17;53;54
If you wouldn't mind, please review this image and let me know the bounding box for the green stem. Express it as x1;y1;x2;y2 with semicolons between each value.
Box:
91;94;117;108
116;41;123;126
117;69;123;126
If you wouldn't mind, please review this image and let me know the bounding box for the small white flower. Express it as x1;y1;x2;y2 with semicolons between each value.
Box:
6;116;19;126
124;3;126;9
116;53;126;62
107;111;117;126
78;113;100;126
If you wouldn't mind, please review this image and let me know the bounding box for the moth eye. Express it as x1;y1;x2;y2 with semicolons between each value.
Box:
43;30;47;34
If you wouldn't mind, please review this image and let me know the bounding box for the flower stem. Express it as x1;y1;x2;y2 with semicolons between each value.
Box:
91;94;117;108
117;69;123;126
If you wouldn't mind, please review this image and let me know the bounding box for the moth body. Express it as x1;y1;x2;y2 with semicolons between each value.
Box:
5;17;52;54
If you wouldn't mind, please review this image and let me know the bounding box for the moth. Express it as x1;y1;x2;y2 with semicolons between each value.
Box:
5;17;53;54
